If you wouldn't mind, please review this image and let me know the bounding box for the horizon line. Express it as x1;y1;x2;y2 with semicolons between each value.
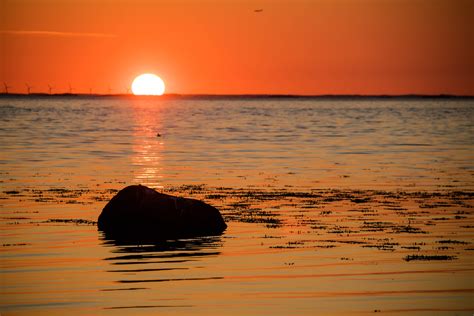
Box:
1;92;473;99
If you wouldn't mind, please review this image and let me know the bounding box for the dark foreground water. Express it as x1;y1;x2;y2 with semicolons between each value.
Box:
1;96;473;315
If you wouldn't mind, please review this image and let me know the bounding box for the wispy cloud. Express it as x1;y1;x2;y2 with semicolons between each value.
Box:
0;30;117;38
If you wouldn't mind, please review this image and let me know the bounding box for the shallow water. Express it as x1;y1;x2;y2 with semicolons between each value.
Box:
1;96;473;315
1;96;473;190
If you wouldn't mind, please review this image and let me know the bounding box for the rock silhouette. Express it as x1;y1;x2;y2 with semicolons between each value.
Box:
98;185;227;239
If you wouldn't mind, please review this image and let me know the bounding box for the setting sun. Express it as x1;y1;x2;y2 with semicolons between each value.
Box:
131;73;165;95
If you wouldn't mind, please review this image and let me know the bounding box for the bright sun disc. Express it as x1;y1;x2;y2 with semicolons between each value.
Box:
131;73;165;95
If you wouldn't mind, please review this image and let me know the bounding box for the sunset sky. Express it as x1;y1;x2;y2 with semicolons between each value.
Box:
1;0;473;95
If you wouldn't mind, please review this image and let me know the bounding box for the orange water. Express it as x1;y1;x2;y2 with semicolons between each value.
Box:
1;97;473;314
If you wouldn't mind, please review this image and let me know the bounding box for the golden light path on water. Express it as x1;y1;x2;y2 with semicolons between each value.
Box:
130;101;164;188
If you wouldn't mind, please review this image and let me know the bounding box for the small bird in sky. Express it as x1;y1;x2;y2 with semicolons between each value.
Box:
254;9;263;13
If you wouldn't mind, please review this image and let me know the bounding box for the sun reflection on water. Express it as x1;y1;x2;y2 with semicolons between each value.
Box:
130;102;165;188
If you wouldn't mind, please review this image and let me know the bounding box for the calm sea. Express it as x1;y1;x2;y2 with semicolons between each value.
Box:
1;96;473;315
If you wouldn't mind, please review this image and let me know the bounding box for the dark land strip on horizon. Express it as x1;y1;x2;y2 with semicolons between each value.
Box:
1;93;473;100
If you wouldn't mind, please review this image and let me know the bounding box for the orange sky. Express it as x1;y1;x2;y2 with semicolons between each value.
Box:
1;0;473;95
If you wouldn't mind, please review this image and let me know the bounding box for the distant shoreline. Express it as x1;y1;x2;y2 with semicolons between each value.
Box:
0;93;473;100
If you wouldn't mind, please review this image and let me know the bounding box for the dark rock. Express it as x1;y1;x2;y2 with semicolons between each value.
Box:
98;185;227;239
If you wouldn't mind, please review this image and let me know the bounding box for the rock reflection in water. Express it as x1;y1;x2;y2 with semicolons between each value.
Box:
99;234;225;310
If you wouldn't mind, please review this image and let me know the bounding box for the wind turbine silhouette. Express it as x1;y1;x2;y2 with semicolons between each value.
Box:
25;83;33;94
3;82;11;94
48;84;53;95
68;83;73;94
108;86;112;95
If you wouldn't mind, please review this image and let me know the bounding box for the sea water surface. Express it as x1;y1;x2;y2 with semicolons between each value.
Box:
1;96;473;315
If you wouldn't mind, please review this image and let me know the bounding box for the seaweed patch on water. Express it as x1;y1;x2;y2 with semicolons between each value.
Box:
45;218;97;225
3;243;31;247
437;239;470;245
1;184;473;260
362;242;399;252
403;255;457;262
224;206;282;228
4;190;20;195
0;216;31;220
141;186;473;257
0;187;120;206
391;225;427;234
401;246;421;250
